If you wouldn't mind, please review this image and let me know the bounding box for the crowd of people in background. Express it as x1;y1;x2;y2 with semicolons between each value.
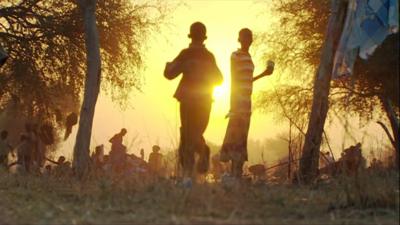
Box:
0;123;395;184
0;126;166;179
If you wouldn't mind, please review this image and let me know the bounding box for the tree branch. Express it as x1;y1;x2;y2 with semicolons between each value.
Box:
376;121;396;148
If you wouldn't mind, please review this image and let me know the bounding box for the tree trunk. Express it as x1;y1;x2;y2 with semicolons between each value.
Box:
380;96;400;168
288;121;293;180
73;0;101;177
0;45;8;67
299;0;347;183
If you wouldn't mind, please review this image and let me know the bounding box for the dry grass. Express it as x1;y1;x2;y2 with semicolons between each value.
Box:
0;169;398;225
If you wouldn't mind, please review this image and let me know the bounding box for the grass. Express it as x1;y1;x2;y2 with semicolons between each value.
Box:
0;169;399;225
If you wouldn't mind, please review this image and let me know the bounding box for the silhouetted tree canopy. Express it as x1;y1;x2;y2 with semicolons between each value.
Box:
258;0;399;127
0;0;167;128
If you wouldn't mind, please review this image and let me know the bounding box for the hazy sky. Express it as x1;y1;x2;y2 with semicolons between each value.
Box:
60;0;390;164
61;1;278;158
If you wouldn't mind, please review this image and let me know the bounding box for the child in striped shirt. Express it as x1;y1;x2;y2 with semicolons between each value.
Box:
220;28;274;178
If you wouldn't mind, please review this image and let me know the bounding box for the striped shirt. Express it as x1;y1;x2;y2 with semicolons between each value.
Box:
230;49;254;113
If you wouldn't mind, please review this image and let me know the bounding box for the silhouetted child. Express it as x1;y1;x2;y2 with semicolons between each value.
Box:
140;148;145;160
91;144;105;171
148;145;164;176
53;156;71;176
164;22;223;183
220;28;274;178
64;112;78;140
109;129;128;173
109;128;127;152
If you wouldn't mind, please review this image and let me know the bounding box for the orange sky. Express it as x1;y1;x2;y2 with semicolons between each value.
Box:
59;0;390;164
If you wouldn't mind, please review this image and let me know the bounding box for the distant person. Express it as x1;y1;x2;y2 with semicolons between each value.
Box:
339;143;366;175
53;156;71;176
148;145;163;176
0;130;14;168
164;22;223;182
43;165;52;176
325;152;335;164
220;28;274;178
320;151;334;168
109;128;128;173
109;128;127;152
91;145;105;171
16;134;32;172
140;148;145;160
64;112;78;140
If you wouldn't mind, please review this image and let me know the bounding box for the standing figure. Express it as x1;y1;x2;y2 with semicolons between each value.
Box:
140;148;145;160
148;145;164;176
109;128;127;173
220;28;274;178
91;144;105;171
164;22;223;182
54;156;71;176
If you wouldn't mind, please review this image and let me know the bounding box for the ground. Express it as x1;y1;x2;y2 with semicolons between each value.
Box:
0;170;399;225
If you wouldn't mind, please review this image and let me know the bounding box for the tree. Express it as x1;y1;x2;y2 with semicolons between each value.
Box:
257;0;399;181
73;0;101;177
299;0;347;182
352;34;399;167
0;0;167;152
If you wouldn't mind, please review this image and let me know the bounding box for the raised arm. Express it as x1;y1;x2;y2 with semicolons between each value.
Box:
252;63;274;82
109;135;115;144
45;157;59;165
252;72;268;82
164;50;185;80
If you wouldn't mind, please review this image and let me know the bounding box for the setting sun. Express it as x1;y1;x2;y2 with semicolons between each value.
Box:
213;83;229;100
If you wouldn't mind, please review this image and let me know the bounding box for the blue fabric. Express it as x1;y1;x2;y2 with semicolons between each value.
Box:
332;0;399;79
388;0;399;28
332;0;360;78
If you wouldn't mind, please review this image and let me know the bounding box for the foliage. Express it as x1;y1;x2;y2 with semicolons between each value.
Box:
257;0;399;127
0;0;168;128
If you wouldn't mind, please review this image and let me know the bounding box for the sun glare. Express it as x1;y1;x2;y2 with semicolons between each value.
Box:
213;83;229;100
211;44;233;104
